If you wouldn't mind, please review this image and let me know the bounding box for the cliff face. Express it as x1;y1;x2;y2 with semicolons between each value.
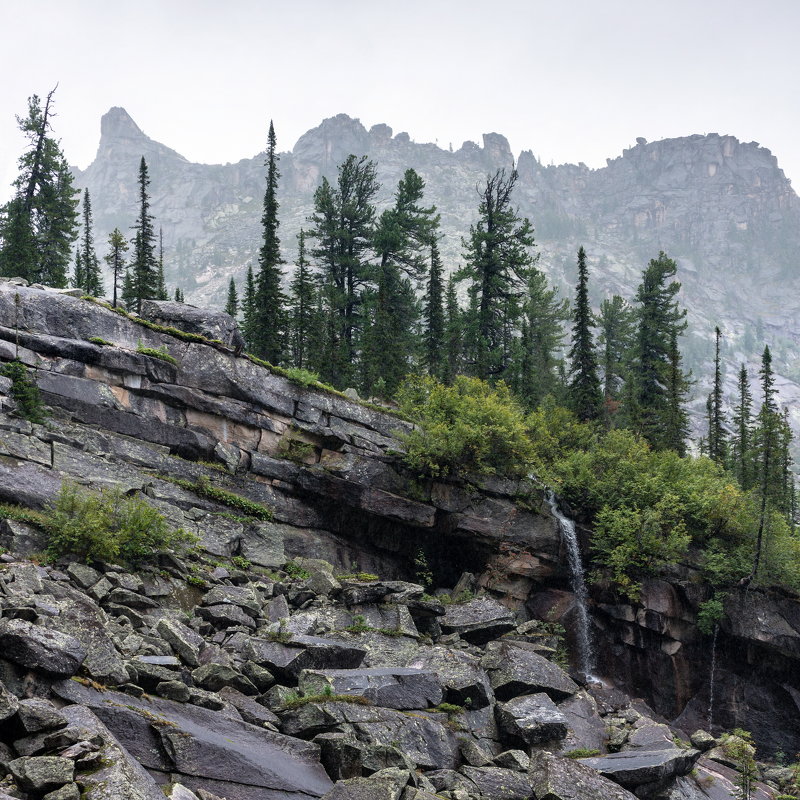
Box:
1;281;799;777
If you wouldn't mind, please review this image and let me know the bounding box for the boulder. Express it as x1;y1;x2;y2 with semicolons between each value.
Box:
529;750;639;800
0;618;86;676
440;595;516;644
412;646;494;708
8;756;74;793
298;667;444;710
139;300;241;348
495;693;568;745
482;639;579;700
16;698;68;733
579;748;700;789
156;618;205;667
459;766;532;799
245;635;367;681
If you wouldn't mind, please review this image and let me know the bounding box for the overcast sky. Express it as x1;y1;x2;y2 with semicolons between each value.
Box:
1;0;798;201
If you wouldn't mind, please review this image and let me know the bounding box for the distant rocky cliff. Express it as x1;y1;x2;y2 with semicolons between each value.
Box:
72;108;800;433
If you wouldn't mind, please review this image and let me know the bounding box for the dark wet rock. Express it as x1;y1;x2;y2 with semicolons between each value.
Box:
244;635;367;681
0;618;86;676
492;749;529;771
8;756;74;793
482;639;579;701
413;646;494;708
196;604;256;629
240;660;275;692
495;692;569;745
203;585;262;617
529;750;639;800
320;774;405;800
191;663;258;695
54;680;333;799
16;698;68;733
460;766;532;799
439;596;516;644
157;680;191;702
298;667;444;710
556;691;608;754
579;748;700;790
156;617;205;667
217;686;279;728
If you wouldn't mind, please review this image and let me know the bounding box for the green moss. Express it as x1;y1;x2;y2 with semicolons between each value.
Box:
337;572;379;582
284;560;310;579
87;336;113;346
281;691;372;710
158;474;273;521
0;502;50;531
136;343;178;365
231;555;252;570
565;748;601;759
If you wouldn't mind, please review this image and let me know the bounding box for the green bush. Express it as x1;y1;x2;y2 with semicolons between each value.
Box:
46;482;195;564
0;360;46;423
396;375;535;478
696;596;726;635
160;475;273;520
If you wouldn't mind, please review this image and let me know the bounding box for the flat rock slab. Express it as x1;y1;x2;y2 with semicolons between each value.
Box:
529;750;639;800
482;640;579;700
412;645;494;708
579;748;700;789
54;681;333;800
440;596;516;644
245;635;367;680
298;667;444;710
496;693;568;745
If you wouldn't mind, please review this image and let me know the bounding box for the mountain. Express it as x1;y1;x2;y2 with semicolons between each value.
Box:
73;108;800;428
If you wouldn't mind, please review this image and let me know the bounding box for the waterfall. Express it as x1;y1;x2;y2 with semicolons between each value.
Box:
708;624;718;731
545;489;595;681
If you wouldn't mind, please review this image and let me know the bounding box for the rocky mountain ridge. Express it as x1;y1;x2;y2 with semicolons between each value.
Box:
0;280;797;799
72;107;800;435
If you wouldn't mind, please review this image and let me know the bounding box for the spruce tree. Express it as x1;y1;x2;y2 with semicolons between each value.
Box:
156;228;168;300
0;89;78;286
423;239;446;380
225;277;239;317
104;228;128;308
128;157;159;312
77;188;103;296
567;246;602;421
631;252;689;452
72;246;84;292
241;265;257;350
731;363;754;489
174;287;184;303
251;121;287;363
308;155;379;387
708;326;727;464
459;167;536;380
598;294;636;427
444;277;462;383
513;268;568;408
288;229;318;369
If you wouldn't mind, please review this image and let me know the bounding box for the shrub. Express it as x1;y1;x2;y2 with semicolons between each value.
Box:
161;475;273;521
283;366;322;387
696;596;726;635
46;482;195;564
0;360;46;423
396;375;534;478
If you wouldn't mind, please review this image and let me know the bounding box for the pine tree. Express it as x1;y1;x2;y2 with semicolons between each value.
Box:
731;363;754;489
567;246;602;421
76;188;103;296
308;155;380;387
72;246;84;292
128;157;159;312
0;89;78;286
104;228;128;308
459;167;536;380
631;252;689;452
251;121;287;364
423;239;446;380
288;229;318;369
444;277;462;383
597;294;636;427
708;326;727;464
241;265;257;350
225;277;239;317
174;287;184;303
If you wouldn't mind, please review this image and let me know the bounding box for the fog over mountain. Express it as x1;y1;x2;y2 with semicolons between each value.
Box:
73;107;800;431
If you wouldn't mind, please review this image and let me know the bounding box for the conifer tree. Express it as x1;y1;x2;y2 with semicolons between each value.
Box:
76;188;103;296
459;167;536;380
72;246;84;292
225;277;239;317
308;155;379;387
707;326;727;464
631;252;689;452
174;287;184;303
598;294;636;427
251;121;287;363
423;239;446;380
103;228;128;309
513;268;568;407
288;230;317;369
241;265;257;350
731;363;754;489
0;89;78;286
128;157;159;312
444;277;462;383
156;228;168;300
567;246;602;421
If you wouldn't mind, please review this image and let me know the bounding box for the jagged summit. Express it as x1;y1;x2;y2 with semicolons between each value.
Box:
100;106;147;142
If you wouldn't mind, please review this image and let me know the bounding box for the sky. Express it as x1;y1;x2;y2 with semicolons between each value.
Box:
0;0;799;201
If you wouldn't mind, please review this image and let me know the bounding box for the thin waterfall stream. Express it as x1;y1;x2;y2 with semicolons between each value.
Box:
708;624;718;732
545;489;596;681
